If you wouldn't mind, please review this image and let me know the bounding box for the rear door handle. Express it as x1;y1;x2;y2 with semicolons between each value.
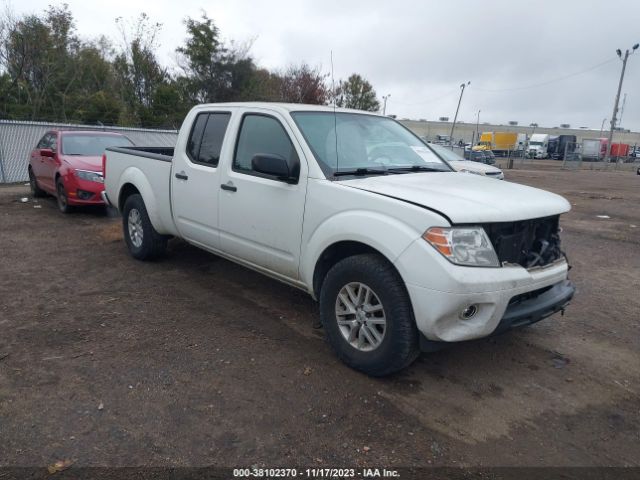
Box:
175;171;188;180
220;182;237;192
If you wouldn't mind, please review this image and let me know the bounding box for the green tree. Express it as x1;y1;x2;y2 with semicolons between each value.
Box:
176;13;261;104
0;5;124;124
334;73;380;111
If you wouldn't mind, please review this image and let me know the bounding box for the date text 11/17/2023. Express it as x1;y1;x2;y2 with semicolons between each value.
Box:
232;467;400;478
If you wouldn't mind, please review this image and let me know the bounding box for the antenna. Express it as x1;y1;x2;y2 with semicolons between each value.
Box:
331;50;339;175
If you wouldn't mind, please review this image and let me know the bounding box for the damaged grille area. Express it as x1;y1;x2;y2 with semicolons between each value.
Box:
482;215;563;269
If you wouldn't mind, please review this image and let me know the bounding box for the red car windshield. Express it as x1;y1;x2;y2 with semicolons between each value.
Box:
62;134;133;156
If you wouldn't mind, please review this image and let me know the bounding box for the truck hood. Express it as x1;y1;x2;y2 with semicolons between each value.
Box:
340;172;570;223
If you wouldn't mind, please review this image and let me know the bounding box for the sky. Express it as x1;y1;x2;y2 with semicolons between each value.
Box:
6;0;640;132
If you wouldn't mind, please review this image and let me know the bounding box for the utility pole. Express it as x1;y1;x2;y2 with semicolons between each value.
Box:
382;94;391;116
449;81;470;143
475;109;481;144
605;44;638;163
618;93;627;128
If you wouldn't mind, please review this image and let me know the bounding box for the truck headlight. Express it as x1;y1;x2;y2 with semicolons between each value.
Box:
423;227;499;267
75;169;104;183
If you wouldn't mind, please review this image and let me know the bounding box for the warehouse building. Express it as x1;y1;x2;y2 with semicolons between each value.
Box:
401;119;640;147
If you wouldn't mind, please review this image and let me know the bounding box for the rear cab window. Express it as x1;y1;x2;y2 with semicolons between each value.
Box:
186;112;231;167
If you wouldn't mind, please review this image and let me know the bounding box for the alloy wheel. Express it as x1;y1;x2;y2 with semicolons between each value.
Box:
335;282;387;352
128;208;144;248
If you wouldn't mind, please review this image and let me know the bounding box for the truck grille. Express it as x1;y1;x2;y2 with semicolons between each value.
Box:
482;215;563;269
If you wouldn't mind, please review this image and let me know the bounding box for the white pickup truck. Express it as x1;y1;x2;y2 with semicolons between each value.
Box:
103;102;575;376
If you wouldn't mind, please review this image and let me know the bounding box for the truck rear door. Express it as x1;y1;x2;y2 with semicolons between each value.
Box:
170;110;232;249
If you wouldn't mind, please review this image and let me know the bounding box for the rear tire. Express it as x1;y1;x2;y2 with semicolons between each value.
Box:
122;194;167;260
29;168;46;197
56;177;74;214
319;254;419;376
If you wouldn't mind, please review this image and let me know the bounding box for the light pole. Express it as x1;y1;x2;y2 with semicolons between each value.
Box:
599;117;607;137
530;122;538;136
382;94;391;116
604;43;639;163
475;109;481;144
449;81;470;143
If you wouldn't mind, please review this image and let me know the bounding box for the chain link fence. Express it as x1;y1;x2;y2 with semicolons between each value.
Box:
0;120;179;183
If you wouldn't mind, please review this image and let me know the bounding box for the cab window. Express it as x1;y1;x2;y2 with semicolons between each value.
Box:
233;114;298;178
186;113;231;167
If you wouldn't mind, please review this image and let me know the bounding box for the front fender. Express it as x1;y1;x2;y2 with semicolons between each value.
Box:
300;210;424;292
118;167;170;234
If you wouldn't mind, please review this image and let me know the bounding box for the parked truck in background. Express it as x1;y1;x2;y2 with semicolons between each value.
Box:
516;133;528;154
547;135;577;160
473;132;493;151
582;138;608;161
528;133;550;159
493;132;519;157
610;143;630;161
102;102;575;376
474;132;527;156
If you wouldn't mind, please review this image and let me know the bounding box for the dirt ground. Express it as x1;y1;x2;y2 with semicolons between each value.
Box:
0;166;639;471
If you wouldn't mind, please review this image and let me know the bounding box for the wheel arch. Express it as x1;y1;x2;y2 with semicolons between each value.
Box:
302;210;424;299
115;167;172;234
312;241;405;300
118;182;141;212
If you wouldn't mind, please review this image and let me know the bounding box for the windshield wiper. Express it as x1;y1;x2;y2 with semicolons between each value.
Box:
333;168;389;177
386;165;448;173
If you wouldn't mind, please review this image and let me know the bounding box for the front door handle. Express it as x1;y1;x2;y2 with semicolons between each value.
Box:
175;171;188;180
220;182;237;192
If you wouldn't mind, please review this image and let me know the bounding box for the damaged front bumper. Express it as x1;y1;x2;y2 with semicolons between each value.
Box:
419;279;576;352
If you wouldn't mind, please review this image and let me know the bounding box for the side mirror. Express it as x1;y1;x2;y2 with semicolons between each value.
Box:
40;148;55;158
251;153;297;183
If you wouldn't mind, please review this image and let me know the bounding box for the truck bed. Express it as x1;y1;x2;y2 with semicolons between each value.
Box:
103;146;177;236
107;146;175;160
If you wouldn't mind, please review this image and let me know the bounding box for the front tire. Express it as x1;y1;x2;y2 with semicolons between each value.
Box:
56;178;73;214
122;194;167;260
319;254;419;376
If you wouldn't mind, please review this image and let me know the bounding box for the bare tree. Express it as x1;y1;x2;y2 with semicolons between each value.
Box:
278;63;329;104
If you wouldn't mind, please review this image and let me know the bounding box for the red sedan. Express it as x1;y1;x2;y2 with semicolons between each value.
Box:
28;130;133;213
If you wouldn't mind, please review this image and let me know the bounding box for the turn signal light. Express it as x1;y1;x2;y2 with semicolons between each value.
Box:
423;227;452;256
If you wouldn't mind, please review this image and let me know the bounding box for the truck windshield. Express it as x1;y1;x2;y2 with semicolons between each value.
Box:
62;134;134;156
529;141;543;146
291;112;451;177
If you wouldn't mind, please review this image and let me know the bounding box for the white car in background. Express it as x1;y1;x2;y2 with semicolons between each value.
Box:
430;143;505;180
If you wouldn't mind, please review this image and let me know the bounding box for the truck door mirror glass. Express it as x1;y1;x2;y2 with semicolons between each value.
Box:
251;153;292;180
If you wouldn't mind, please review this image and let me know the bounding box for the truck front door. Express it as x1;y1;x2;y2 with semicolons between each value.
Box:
170;111;232;250
218;111;307;280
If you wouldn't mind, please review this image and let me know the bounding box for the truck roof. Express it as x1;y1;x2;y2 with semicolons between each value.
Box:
191;102;381;116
